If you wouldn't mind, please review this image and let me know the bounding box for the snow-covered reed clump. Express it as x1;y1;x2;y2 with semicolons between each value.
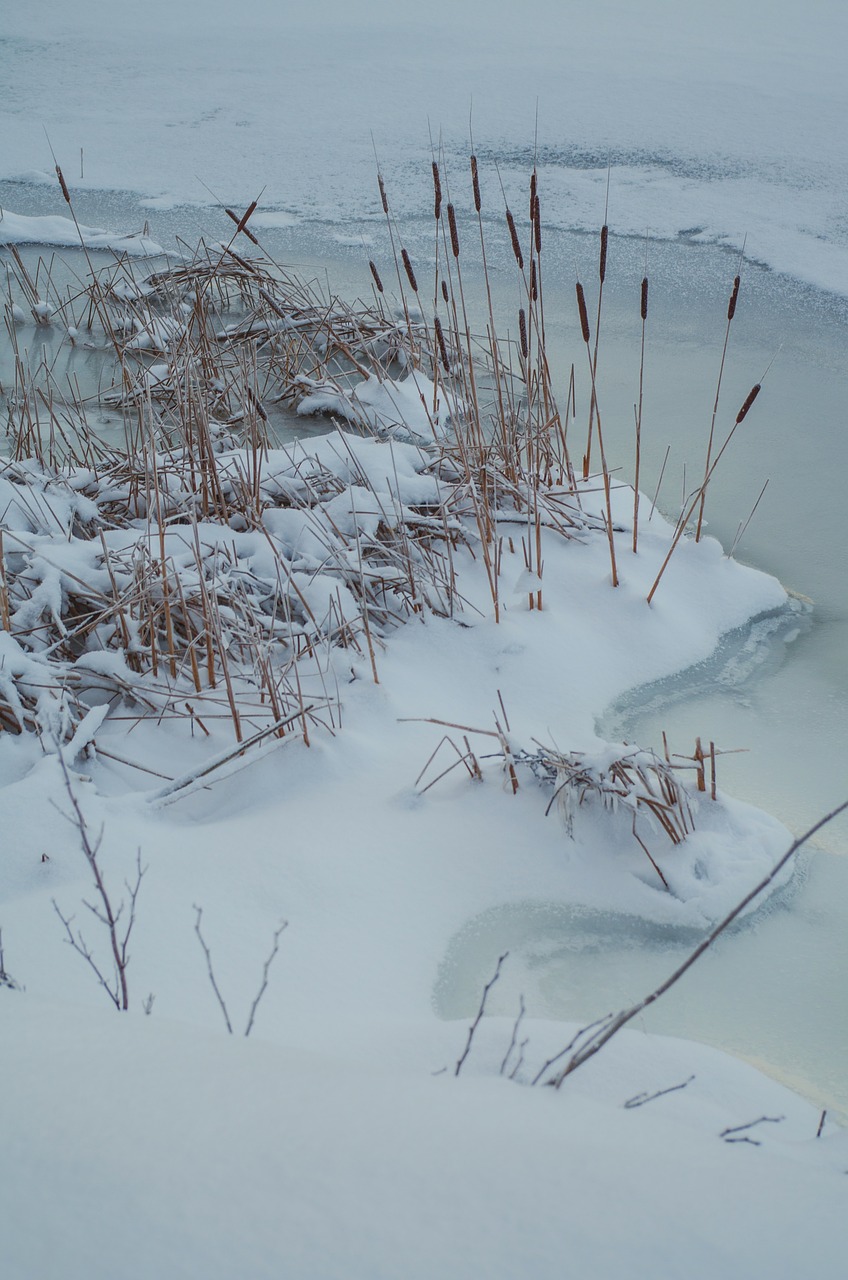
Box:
0;157;797;915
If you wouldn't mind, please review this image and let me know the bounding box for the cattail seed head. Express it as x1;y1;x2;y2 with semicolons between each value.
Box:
505;209;524;270
519;308;528;359
599;224;608;283
471;155;481;213
576;282;591;344
434;314;450;371
56;165;71;204
530;258;538;302
369;260;384;293
432;161;442;220
728;275;740;321
441;278;450;305
530;170;537;219
226;208;259;245
401;248;418;293
736;383;761;423
641;276;649;320
533;195;542;254
378;174;389;215
447;203;460;258
236;199;258;233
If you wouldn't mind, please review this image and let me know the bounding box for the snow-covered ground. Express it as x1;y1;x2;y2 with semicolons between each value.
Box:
1;3;846;1277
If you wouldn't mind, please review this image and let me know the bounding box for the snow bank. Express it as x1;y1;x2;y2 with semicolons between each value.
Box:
0;208;162;256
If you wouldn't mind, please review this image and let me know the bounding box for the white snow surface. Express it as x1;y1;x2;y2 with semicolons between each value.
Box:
1;425;841;1276
0;208;163;255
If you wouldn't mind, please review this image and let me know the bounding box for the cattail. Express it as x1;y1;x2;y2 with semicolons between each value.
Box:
55;164;71;205
519;308;528;359
641;276;649;320
369;260;384;293
530;258;538;302
441;279;449;304
432;161;442;220
533;195;542;254
576;282;591;344
434;315;450;371
236;199;258;234
736;383;761;423
728;274;740;321
447;203;460;258
471;155;481;212
530;170;537;219
225;208;259;245
401;248;418;292
378;174;389;215
599;224;608;283
505;209;524;269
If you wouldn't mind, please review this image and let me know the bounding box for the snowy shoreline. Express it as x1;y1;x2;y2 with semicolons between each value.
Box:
3;1;847;1262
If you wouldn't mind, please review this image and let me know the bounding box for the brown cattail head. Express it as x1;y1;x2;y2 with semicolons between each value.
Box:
736;383;761;423
506;209;524;270
56;165;71;204
519;308;528;359
471;155;481;213
226;208;259;245
530;170;537;219
441;278;449;304
378;174;389;215
369;260;384;293
599;224;608;283
641;276;649;320
447;203;460;258
533;195;542;254
434;314;450;371
728;275;741;321
401;248;418;292
576;282;591;344
530;258;538;302
432;161;442;220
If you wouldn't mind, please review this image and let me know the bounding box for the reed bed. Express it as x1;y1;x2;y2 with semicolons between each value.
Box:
0;156;759;834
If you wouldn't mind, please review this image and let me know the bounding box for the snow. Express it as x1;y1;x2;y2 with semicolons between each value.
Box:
1;3;846;1276
3;999;846;1280
0;208;163;255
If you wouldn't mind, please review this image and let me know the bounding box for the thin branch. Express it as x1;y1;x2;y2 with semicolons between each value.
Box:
499;994;526;1076
455;951;508;1076
243;919;288;1037
624;1075;695;1109
549;798;848;1088
53;750;145;1010
193;905;233;1034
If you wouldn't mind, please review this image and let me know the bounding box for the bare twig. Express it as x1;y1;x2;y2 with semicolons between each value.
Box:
499;994;527;1076
52;750;145;1011
243;919;288;1037
720;1115;784;1145
193;906;288;1037
455;951;508;1076
624;1074;695;1109
547;798;848;1088
0;927;20;990
192;904;234;1033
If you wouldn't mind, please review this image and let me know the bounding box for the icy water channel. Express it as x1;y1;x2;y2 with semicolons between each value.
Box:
2;185;846;1114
